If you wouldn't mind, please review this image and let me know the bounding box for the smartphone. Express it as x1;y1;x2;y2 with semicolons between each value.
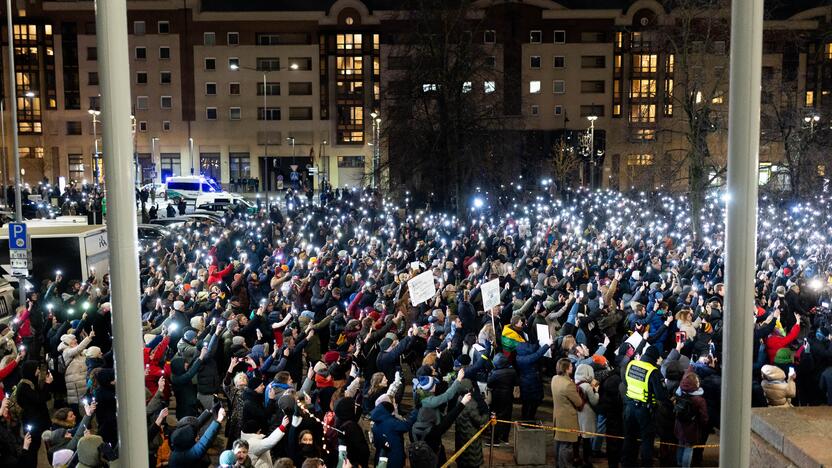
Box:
675;331;687;343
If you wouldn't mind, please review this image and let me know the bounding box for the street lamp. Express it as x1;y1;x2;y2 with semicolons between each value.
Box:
370;111;381;189
804;114;821;135
287;136;296;166
88;109;101;185
584;115;598;188
231;61;299;190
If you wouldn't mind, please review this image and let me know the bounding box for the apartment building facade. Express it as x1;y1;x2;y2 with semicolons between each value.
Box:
0;0;829;191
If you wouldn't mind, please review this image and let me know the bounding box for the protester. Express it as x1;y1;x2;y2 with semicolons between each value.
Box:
0;183;831;468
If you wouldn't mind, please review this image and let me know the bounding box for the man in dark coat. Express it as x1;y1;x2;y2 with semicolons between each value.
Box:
15;360;51;468
515;341;551;420
486;353;517;445
170;346;207;419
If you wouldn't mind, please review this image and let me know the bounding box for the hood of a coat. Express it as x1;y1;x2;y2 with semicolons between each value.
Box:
761;364;786;381
574;363;595;384
169;357;187;376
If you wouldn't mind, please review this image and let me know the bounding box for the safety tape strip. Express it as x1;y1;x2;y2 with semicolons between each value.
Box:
440;418;495;468
494;419;719;449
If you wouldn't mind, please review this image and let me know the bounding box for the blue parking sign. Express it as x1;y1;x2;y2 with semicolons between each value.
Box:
8;222;27;250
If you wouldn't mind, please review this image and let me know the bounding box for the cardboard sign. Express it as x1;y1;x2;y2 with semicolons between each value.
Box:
408;270;436;306
481;278;501;311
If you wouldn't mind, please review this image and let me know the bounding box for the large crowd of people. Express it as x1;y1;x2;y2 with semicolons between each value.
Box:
0;183;830;468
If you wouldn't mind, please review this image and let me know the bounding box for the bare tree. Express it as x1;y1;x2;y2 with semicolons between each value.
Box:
551;135;581;191
381;0;515;213
655;0;731;240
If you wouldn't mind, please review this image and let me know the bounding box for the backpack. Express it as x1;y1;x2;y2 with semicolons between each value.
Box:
48;352;67;374
673;394;697;424
6;379;30;427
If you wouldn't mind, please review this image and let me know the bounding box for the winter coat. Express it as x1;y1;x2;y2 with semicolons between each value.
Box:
168;420;220;468
574;364;599;434
376;336;412;382
761;365;796;407
487;356;517;402
334;397;370;468
551;374;583;442
196;335;220;395
453;399;489;468
673;388;708;445
170;356;203;418
765;323;800;363
16;362;50;433
515;342;550;401
240;425;286;468
242;388;275;434
370;404;414;468
62;335;93;404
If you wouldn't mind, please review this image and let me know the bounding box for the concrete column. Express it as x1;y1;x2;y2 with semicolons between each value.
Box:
94;1;149;466
720;0;763;467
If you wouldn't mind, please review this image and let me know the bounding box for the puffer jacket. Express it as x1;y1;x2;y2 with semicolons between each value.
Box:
574;364;599;434
454;397;490;468
515;342;550;401
61;335;93;404
761;365;796;407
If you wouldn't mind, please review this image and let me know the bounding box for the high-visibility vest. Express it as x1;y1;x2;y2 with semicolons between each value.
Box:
625;360;657;404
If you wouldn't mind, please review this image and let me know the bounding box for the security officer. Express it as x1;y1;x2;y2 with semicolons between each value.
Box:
622;345;667;467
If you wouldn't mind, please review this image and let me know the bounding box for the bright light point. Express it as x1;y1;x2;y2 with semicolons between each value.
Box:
473;197;484;209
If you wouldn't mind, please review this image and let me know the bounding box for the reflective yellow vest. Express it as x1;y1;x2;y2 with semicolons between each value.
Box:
625;360;657;404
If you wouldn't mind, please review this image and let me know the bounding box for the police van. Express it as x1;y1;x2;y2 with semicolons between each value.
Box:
165;176;243;206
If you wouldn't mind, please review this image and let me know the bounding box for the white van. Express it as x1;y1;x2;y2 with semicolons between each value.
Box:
165;176;242;205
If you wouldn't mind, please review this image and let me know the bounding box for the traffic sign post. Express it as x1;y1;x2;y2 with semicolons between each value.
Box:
8;222;30;277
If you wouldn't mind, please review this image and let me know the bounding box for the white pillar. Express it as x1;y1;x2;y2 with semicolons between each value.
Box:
94;1;149;466
720;0;763;466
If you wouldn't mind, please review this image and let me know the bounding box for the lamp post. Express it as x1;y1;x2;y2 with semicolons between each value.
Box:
586;115;598;189
189;137;195;175
88;109;101;185
0;98;6;206
5;0;25;311
287;136;296;166
804;114;820;135
231;61;298;191
151;137;159;183
370;111;381;189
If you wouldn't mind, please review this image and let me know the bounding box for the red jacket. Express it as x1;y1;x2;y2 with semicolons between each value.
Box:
0;359;18;402
765;323;800;363
14;309;31;340
208;263;233;285
145;336;171;399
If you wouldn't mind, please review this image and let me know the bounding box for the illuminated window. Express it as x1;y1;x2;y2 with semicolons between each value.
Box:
633;54;658;73
630;79;657;99
374;34;380;51
712;93;725;104
373;57;380;75
627;154;654;165
336;56;363;76
632;129;656;140
630;104;656;123
826;43;832;60
336;34;363;50
666;54;674;73
806;90;815;107
817;164;825;176
613;104;621;117
462;81;472;93
484;81;496;93
422;83;438;92
348;106;364;125
529;81;541;94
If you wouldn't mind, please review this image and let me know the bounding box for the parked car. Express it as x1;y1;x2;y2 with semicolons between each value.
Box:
138;224;170;240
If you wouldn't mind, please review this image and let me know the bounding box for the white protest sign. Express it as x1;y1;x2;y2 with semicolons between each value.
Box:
481;278;501;311
536;323;552;358
408;270;437;306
